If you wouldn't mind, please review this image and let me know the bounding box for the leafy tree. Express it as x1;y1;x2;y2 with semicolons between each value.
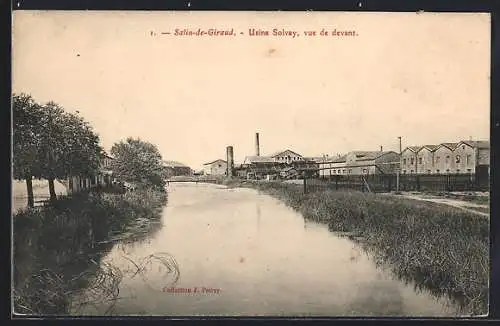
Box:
110;137;166;191
37;102;102;200
12;94;44;207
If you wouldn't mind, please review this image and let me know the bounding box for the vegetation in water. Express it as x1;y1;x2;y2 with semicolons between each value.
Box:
13;189;171;316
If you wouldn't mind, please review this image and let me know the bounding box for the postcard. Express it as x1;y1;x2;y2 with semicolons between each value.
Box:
11;10;490;317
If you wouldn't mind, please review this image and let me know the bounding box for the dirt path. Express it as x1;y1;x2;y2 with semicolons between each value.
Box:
388;192;489;217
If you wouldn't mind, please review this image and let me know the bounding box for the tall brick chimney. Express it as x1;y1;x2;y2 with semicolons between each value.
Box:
255;132;260;156
226;146;234;178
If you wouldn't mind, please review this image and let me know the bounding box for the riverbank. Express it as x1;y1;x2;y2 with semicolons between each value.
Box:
13;188;167;315
219;178;489;316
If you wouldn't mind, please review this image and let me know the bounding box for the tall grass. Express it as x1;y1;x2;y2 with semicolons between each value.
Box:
13;188;168;315
229;180;489;315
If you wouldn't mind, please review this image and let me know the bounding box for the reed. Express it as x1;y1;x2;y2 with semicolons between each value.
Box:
13;188;168;315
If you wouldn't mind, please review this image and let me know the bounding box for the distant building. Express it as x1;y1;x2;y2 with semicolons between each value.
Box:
269;149;304;164
318;155;347;178
416;145;439;174
453;140;490;174
320;151;400;176
243;155;278;179
431;143;457;174
400;140;489;174
203;159;227;176
163;160;192;177
401;146;421;174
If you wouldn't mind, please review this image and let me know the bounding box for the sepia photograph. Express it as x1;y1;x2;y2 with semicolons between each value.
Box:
11;10;490;317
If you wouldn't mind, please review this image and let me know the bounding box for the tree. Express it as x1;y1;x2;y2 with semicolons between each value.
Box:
13;94;103;204
12;94;44;207
110;138;166;191
36;102;102;200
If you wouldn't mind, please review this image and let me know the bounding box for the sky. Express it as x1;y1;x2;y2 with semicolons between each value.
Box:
12;11;490;171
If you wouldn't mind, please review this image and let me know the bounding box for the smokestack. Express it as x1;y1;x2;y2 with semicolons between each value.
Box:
255;132;260;156
226;146;234;178
380;146;383;152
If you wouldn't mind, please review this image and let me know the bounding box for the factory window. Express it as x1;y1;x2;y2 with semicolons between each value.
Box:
436;156;440;164
342;169;346;174
467;169;472;173
410;170;414;174
410;158;414;165
466;155;471;165
436;169;440;174
457;169;460;173
445;156;450;164
348;169;352;174
403;170;406;174
403;158;406;165
455;155;461;163
418;157;422;164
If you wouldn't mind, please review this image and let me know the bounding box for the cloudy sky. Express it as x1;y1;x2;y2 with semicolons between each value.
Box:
12;11;490;170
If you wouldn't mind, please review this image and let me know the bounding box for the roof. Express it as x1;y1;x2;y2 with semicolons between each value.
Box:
419;145;439;152
244;156;275;164
304;157;324;162
332;155;347;163
436;142;458;150
459;140;490;149
269;149;303;158
203;159;227;165
352;151;398;161
163;160;189;168
403;146;422;153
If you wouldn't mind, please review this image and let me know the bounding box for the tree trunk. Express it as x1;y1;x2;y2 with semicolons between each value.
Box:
48;178;57;201
25;176;34;208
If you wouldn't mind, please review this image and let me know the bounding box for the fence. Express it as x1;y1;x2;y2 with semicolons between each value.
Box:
304;172;489;194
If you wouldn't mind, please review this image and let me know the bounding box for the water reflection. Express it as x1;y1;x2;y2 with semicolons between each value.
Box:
75;183;458;317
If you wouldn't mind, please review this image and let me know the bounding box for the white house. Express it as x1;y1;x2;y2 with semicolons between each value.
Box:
202;159;227;176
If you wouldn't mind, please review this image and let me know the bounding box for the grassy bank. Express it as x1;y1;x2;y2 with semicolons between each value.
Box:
219;179;489;315
13;188;167;315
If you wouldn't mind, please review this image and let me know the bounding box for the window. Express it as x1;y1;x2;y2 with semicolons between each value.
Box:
427;170;431;174
418;157;422;164
466;155;471;165
436;156;440;164
403;158;407;165
436;169;440;174
218;164;221;168
362;168;368;174
446;169;450;173
410;170;414;174
348;169;352;174
445;156;450;164
467;169;472;173
410;158;414;165
457;169;460;173
342;169;346;174
455;155;461;164
462;145;465;150
403;170;407;174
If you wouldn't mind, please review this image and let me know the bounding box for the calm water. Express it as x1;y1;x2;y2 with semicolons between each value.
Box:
72;182;458;316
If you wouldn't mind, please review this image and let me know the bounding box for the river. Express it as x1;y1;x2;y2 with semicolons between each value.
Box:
72;182;458;317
